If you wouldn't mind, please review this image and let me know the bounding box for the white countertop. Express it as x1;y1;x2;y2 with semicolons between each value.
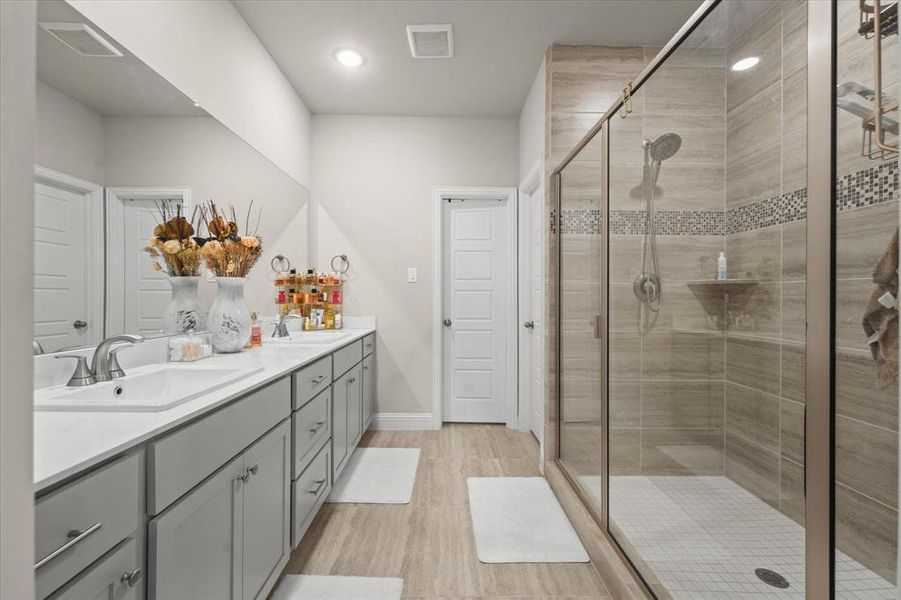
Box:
33;327;375;493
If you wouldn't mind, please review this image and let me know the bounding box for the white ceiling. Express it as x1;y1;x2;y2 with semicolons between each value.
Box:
37;0;206;117
233;0;704;117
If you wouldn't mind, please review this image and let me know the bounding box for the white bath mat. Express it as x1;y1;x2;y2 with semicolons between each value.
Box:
327;447;420;504
467;476;590;563
271;575;404;600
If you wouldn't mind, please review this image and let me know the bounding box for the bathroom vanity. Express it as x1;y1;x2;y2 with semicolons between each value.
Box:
33;328;376;600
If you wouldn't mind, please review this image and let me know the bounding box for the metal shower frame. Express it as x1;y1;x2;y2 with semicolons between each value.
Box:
550;0;836;597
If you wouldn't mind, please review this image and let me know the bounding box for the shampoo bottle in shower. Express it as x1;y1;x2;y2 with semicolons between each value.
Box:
716;252;728;280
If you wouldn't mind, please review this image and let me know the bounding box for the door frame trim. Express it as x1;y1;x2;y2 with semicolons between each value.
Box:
105;186;192;335
432;186;518;429
33;164;105;347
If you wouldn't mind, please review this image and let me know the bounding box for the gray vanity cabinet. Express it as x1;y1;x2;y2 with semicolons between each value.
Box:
331;368;350;478
148;420;290;600
362;353;374;430
240;420;291;600
149;454;243;600
347;363;363;448
48;537;141;600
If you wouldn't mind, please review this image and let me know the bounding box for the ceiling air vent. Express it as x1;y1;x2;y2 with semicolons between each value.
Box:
39;22;123;58
406;24;454;59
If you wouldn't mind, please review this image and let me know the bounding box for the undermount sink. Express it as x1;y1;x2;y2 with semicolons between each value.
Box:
266;330;354;345
34;364;264;412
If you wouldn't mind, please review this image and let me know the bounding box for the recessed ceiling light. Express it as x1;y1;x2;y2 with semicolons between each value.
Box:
731;56;760;71
334;48;364;68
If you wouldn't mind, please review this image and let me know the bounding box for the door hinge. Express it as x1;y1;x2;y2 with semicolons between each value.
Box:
549;209;556;234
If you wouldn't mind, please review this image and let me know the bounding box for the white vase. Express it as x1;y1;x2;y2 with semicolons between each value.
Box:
208;277;251;353
162;276;206;334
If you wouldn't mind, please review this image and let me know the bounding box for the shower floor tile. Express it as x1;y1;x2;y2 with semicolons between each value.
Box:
577;475;896;599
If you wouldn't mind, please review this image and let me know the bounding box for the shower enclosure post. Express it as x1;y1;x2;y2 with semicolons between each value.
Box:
599;122;610;531
805;1;835;598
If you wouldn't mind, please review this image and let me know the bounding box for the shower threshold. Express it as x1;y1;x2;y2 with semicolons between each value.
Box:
577;475;895;599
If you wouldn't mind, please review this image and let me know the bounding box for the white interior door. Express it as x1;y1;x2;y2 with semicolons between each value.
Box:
442;198;510;423
528;187;545;441
33;176;101;352
122;199;179;336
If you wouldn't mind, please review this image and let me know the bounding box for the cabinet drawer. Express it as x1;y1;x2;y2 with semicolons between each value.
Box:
35;453;141;600
147;377;290;515
333;340;362;378
362;333;375;356
48;537;140;600
292;387;330;477
292;355;332;410
291;443;330;548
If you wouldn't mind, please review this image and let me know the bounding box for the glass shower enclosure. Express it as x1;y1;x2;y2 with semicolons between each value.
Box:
554;1;899;598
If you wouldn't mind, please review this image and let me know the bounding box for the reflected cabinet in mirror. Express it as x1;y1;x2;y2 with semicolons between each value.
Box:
33;0;310;354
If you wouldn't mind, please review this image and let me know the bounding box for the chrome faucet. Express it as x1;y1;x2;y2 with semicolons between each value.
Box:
272;314;302;338
55;334;144;387
91;334;144;382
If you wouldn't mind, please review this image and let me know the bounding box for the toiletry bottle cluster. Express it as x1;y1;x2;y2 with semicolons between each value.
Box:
274;269;344;330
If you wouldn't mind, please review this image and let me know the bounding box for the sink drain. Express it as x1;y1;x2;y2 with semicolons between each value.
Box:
755;568;789;589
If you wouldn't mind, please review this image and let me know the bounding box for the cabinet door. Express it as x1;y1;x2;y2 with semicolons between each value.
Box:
332;374;349;479
49;537;139;600
347;363;363;447
149;455;244;600
241;420;291;600
362;354;374;430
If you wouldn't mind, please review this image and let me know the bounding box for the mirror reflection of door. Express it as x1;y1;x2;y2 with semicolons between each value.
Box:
33;166;103;353
105;188;191;338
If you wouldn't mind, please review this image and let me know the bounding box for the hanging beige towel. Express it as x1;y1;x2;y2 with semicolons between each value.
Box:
863;227;898;389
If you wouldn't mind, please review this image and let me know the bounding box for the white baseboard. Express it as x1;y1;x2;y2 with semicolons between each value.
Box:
370;412;437;430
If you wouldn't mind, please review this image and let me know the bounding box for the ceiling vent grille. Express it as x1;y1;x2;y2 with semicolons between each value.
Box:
406;24;454;59
39;22;123;58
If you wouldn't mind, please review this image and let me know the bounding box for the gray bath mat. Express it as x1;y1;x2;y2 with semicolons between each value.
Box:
271;575;404;600
327;447;420;504
467;476;589;563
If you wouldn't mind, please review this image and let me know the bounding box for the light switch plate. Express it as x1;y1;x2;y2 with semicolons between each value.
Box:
407;267;418;283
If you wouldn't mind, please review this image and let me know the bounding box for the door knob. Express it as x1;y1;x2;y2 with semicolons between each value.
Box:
443;319;452;327
73;320;88;329
524;321;535;329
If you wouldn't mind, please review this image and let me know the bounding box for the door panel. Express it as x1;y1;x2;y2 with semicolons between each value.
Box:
122;200;176;337
346;363;362;447
443;198;510;423
241;421;290;600
529;186;545;441
332;372;349;479
149;456;243;600
34;181;89;352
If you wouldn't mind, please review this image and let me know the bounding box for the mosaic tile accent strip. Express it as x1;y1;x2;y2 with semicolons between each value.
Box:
836;160;898;212
561;162;898;236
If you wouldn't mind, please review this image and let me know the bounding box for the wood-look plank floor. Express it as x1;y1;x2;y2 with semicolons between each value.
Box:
276;424;612;599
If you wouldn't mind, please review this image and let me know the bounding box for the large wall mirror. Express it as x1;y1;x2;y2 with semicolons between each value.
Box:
34;0;310;354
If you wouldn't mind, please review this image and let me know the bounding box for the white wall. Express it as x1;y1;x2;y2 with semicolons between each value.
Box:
518;58;546;183
0;1;36;598
35;81;105;184
312;115;518;416
69;0;312;189
104;116;310;314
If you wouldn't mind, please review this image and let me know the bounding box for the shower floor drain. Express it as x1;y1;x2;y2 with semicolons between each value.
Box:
755;568;790;589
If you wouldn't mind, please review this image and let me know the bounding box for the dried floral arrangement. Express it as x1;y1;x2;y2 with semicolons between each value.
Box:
198;200;263;278
144;201;203;277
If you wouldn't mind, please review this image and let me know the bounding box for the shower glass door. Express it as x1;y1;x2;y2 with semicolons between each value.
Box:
605;1;809;596
558;128;606;515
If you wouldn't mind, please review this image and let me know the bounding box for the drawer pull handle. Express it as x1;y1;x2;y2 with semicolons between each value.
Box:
34;522;102;570
309;420;326;433
311;375;327;385
121;567;142;588
308;479;326;495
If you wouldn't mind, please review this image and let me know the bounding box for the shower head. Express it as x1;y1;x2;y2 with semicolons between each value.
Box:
649;133;682;162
